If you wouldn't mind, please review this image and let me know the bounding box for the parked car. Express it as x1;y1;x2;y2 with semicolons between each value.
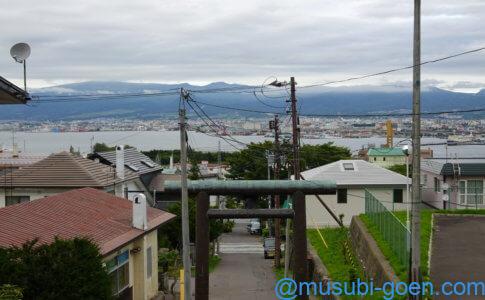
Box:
247;219;261;235
263;237;275;259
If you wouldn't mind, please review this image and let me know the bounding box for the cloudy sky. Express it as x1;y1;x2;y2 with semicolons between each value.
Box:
1;0;484;91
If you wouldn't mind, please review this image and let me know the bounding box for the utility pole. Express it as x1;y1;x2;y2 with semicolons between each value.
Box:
271;115;282;267
410;0;422;293
290;77;301;181
216;140;221;208
179;88;191;300
290;76;308;297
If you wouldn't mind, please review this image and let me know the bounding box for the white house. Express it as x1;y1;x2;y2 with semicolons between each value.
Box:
302;160;410;227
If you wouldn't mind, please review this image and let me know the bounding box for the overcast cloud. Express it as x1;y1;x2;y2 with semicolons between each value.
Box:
1;0;484;90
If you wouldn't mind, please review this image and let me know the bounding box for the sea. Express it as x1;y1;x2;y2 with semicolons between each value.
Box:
1;131;484;158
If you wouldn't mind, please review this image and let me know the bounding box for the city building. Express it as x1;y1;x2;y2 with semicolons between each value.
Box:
0;188;175;300
422;158;485;209
301;160;410;226
0;152;141;207
367;147;406;167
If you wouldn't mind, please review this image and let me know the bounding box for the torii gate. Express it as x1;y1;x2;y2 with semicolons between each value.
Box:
162;180;336;300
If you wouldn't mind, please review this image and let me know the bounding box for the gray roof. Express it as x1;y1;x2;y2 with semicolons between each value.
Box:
422;158;485;176
0;76;29;104
92;147;162;176
301;159;409;187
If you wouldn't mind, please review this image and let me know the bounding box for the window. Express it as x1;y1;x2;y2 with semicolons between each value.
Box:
146;247;152;278
5;196;30;206
393;189;403;203
342;162;355;171
337;189;347;204
107;251;130;296
383;157;386;161
434;177;441;192
459;180;484;205
373;157;376;161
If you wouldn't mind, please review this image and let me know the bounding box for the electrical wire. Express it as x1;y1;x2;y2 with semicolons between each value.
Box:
298;46;485;89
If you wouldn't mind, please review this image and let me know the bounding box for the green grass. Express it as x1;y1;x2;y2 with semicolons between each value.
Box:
209;255;221;273
308;227;399;300
361;209;485;280
308;228;364;282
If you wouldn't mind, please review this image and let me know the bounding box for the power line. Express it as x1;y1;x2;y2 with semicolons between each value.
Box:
189;97;485;117
299;46;485;89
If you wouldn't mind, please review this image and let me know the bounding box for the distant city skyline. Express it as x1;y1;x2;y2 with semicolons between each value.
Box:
1;0;484;91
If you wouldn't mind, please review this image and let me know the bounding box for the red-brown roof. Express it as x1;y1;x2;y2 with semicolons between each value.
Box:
0;152;138;188
0;188;175;255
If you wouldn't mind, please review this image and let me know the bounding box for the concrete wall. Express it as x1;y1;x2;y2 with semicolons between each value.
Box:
349;216;400;286
306;187;408;227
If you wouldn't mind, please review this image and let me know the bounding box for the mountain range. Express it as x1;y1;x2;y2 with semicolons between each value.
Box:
1;81;484;120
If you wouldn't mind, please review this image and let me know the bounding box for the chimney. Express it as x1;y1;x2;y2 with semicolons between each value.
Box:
133;194;148;230
116;145;125;180
169;154;174;169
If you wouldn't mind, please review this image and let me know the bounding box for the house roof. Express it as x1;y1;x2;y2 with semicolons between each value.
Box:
367;147;405;157
0;151;137;187
91;148;162;176
0;151;48;168
0;76;29;104
301;159;409;187
422;158;485;176
0;188;175;255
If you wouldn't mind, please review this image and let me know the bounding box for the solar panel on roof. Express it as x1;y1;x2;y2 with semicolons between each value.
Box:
141;160;155;168
125;164;139;172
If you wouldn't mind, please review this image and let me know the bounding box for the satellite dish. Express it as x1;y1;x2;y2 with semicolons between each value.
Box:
10;43;31;63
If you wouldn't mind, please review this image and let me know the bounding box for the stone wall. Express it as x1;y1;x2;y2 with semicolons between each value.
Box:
349;216;400;286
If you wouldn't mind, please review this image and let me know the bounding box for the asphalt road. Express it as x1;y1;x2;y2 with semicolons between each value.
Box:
430;215;485;299
210;220;277;300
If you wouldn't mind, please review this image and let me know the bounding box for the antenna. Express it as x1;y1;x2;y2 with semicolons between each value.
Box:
10;43;31;92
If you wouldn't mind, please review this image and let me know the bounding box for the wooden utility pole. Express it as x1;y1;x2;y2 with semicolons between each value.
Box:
290;77;301;181
179;88;191;300
410;0;422;293
272;115;282;267
290;77;308;299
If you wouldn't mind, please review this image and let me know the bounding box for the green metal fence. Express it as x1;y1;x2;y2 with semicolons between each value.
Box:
364;190;410;268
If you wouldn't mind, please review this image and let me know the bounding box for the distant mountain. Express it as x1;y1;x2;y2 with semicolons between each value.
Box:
1;81;484;121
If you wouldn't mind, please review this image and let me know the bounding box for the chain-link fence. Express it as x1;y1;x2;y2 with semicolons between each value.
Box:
364;190;410;268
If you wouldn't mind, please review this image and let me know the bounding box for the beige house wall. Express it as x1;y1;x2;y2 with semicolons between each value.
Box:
104;229;159;300
306;187;408;227
368;155;406;168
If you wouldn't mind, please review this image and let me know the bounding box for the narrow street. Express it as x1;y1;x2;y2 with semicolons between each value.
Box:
210;220;277;300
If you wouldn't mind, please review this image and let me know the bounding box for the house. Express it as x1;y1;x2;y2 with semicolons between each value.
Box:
422;158;485;210
367;147;406;167
89;146;162;201
0;76;29;104
0;151;141;207
301;160;410;227
0;149;48;171
0;188;175;300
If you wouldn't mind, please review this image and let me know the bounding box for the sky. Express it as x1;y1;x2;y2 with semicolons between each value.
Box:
1;0;484;92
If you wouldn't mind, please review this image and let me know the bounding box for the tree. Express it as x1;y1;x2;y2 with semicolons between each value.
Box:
226;141;351;180
92;143;133;153
158;198;224;249
387;164;411;177
0;238;112;300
